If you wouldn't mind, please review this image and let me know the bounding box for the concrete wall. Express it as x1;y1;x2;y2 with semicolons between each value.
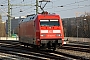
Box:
0;37;19;40
6;17;26;34
65;37;90;42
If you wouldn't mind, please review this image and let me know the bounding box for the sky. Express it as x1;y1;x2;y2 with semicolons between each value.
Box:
0;0;90;22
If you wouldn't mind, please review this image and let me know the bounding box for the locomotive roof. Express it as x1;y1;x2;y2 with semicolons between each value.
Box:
19;13;59;23
19;14;36;23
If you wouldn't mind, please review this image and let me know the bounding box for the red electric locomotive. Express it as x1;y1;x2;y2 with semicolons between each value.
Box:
18;12;64;50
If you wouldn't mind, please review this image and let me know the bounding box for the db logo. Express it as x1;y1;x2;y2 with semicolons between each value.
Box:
48;30;53;33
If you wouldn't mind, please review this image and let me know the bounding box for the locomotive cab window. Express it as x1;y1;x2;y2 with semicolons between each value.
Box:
40;19;60;26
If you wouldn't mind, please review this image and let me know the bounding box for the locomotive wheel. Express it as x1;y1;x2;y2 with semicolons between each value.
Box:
53;44;56;51
47;42;51;49
34;45;40;50
53;47;56;51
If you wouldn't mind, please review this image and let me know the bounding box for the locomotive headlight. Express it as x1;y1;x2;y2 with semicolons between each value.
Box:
56;34;61;36
40;34;46;37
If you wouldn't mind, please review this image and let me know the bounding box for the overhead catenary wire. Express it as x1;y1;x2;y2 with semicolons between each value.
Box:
0;0;35;16
12;6;35;17
0;0;90;21
0;0;8;5
0;8;8;16
9;0;35;15
42;0;89;12
43;0;89;9
43;0;89;13
55;5;90;12
0;0;89;15
0;0;89;11
58;0;89;7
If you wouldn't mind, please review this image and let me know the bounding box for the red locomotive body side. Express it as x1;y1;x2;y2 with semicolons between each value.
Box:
18;13;64;50
19;16;36;44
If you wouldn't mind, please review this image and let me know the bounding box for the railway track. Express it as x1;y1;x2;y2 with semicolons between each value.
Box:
0;40;58;60
0;43;75;60
0;40;88;60
65;43;90;48
41;50;90;60
60;44;90;53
